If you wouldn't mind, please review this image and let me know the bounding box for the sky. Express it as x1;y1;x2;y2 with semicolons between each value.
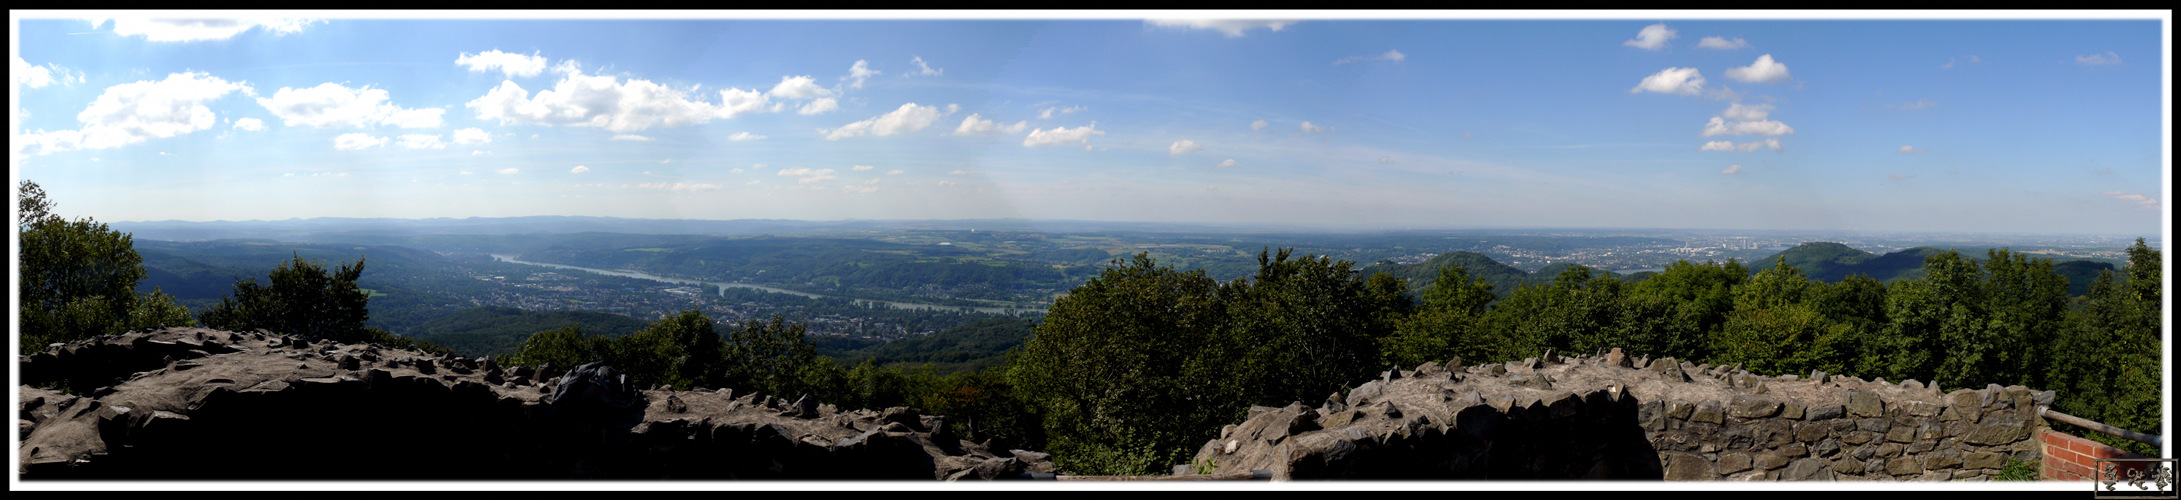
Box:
8;12;2170;236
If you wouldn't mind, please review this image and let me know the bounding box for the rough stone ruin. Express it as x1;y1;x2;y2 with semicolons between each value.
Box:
1193;348;2051;481
16;327;1055;480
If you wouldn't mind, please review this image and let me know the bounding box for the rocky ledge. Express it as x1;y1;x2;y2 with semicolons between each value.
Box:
17;327;1055;480
1191;348;2052;481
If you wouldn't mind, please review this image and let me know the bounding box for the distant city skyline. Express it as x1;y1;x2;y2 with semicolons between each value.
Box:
10;12;2169;236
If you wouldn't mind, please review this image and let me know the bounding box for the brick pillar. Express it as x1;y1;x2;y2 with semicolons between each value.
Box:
2041;429;2151;481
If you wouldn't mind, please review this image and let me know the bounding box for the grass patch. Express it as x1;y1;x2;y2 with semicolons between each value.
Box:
1993;457;2040;481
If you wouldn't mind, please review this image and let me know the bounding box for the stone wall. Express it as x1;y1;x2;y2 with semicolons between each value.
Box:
17;328;1054;480
1191;348;2053;481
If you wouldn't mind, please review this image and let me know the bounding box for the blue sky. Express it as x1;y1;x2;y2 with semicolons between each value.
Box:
8;12;2168;236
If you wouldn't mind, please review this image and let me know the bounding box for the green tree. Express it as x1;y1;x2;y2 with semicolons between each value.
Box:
723;315;820;398
1221;248;1400;407
1807;274;1889;377
505;323;615;370
1008;253;1228;475
1620;259;1746;361
1709;258;1849;376
615;309;728;390
2045;239;2162;457
1381;263;1495;368
200;253;375;342
17;180;195;348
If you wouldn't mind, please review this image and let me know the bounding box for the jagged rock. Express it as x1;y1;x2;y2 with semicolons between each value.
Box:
18;328;1051;480
549;362;644;412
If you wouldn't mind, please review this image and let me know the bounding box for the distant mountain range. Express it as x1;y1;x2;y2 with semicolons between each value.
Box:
1747;242;2118;296
1361;242;2120;298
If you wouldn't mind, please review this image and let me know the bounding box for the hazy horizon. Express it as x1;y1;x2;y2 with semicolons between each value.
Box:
11;12;2170;237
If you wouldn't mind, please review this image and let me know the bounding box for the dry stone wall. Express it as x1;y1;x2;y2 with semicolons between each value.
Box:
17;327;1054;480
1192;348;2052;481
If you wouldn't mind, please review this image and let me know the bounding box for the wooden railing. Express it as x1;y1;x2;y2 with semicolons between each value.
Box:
2041;406;2166;448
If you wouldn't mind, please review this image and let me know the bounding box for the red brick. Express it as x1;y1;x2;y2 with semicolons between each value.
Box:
2068;461;2092;477
2069;437;2093;455
2043;431;2069;446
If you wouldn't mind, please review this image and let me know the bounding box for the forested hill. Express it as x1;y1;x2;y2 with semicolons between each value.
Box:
407;307;651;357
1752;242;2117;296
1359;252;1622;298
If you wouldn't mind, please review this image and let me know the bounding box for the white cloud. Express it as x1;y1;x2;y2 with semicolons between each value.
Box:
728;131;766;141
886;169;905;175
396;134;446;149
936;180;958;187
948;169;968;175
2101;190;2158;209
1215;159;1238;168
1334;50;1407;65
954;114;1029;135
466;65;768;132
777;167;838;184
1886;99;1936;110
610;134;653;141
497;167;520;175
863;178;880;185
767;75;834;100
1701;116;1794;137
1700;141;1735;152
1170;139;1205;155
1299;121;1327;133
1898;145;1926;154
843;185;879;194
308;171;348;177
1722;164;1743;175
1939;55;1982;69
852;165;875;171
2076;52;2122;65
822;103;943;140
1145;19;1295;38
1623;23;1677;51
1038;105;1085;119
638;182;720;191
1721;102;1773;121
257;82;444;129
1022;122;1104;147
232;118;267;131
455;50;549;78
1696;37;1750;50
452;127;491;145
910;56;942;76
730;168;744;174
1378;157;1394;164
1630;67;1706;95
798;97;840;115
334;133;387;150
14;57;83;88
1251;119;1268;131
471;150;489;156
17;72;251;156
1724;54;1792;84
844;60;880;89
571;165;590;174
101;17;318;42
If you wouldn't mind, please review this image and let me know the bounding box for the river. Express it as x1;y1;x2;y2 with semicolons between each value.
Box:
488;254;1046;316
